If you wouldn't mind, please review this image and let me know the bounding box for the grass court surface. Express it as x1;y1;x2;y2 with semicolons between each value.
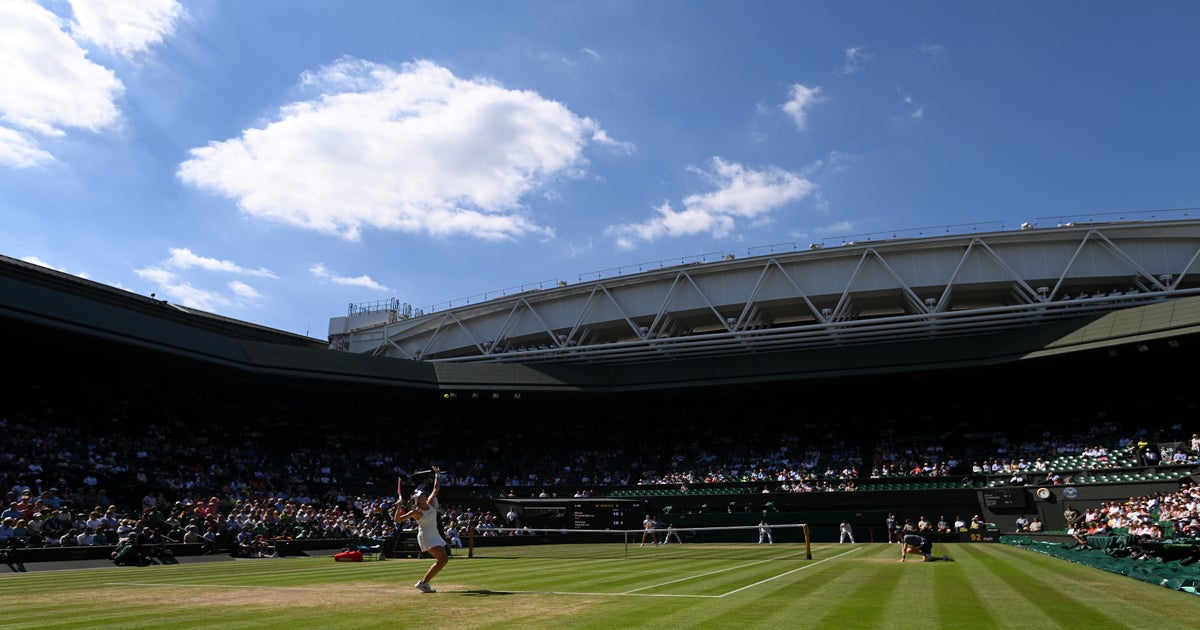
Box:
1;542;1195;629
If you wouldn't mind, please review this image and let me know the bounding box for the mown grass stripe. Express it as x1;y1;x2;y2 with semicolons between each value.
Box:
961;544;1129;628
47;609;171;629
698;558;865;629
719;546;862;597
954;544;1084;626
4;543;1199;629
974;543;1198;618
931;549;999;628
803;545;906;629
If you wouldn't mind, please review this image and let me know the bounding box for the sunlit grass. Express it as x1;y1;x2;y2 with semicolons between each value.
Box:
0;543;1194;629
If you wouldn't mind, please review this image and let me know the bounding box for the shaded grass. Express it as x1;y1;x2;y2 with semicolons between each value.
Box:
0;543;1195;629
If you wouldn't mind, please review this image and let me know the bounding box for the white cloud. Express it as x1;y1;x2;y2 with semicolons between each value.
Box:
133;264;174;286
179;58;620;241
895;88;924;122
807;190;830;214
837;45;872;75
0;125;54;168
227;280;262;300
802;150;855;177
917;41;945;57
581;47;600;61
310;263;391;292
590;128;635;154
20;255;67;272
781;83;823;131
0;0;124;166
19;255;93;279
134;264;229;311
166;247;276;278
605;157;816;249
159;281;229;311
816;220;856;234
135;248;273;312
68;0;184;58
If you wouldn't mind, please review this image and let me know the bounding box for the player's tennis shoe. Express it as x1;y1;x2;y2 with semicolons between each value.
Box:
415;581;436;593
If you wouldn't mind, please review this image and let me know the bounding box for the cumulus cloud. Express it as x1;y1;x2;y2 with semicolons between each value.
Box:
0;0;123;166
837;45;872;75
0;0;180;169
68;0;185;58
179;58;622;242
781;83;823;131
310;263;391;292
135;248;273;312
605;157;816;249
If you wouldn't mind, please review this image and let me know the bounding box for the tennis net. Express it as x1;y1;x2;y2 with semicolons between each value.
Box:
464;523;811;560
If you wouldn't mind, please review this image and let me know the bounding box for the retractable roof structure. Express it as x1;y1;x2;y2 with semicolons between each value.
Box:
330;219;1200;366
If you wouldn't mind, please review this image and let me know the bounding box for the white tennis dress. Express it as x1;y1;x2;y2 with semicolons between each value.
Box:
414;498;447;551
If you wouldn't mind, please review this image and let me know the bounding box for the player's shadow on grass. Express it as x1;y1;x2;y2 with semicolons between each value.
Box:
0;550;26;573
457;589;516;596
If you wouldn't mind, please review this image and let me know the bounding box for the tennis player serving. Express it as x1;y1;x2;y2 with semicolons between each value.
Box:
394;466;449;592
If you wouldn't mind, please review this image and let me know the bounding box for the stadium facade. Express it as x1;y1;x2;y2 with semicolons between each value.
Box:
3;215;1200;541
325;217;1200;392
4;217;1200;396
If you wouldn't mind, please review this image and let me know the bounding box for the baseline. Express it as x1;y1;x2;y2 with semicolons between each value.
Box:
718;546;864;598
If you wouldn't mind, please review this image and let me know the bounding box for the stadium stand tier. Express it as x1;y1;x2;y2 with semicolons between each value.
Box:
2;233;1198;574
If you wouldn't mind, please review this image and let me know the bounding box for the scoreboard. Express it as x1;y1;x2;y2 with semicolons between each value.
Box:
495;498;647;530
569;500;643;529
981;488;1027;509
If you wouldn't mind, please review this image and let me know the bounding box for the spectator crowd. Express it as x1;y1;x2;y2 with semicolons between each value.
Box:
1;375;1197;558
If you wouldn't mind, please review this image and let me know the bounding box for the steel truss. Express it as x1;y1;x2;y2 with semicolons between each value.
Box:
328;219;1200;365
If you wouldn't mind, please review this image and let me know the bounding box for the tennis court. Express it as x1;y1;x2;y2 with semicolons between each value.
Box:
1;540;1196;629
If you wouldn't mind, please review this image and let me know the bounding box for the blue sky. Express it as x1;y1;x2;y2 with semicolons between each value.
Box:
2;1;1198;337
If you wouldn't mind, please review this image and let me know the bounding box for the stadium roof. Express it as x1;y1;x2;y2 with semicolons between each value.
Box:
329;218;1200;368
5;218;1200;394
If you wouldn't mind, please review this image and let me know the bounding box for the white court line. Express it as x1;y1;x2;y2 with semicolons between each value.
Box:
510;590;721;598
105;580;412;595
104;546;865;600
105;581;720;599
622;547;814;594
508;545;862;600
718;546;863;597
104;582;392;593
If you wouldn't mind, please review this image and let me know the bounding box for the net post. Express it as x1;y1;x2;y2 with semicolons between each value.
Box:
468;524;475;559
804;524;812;560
